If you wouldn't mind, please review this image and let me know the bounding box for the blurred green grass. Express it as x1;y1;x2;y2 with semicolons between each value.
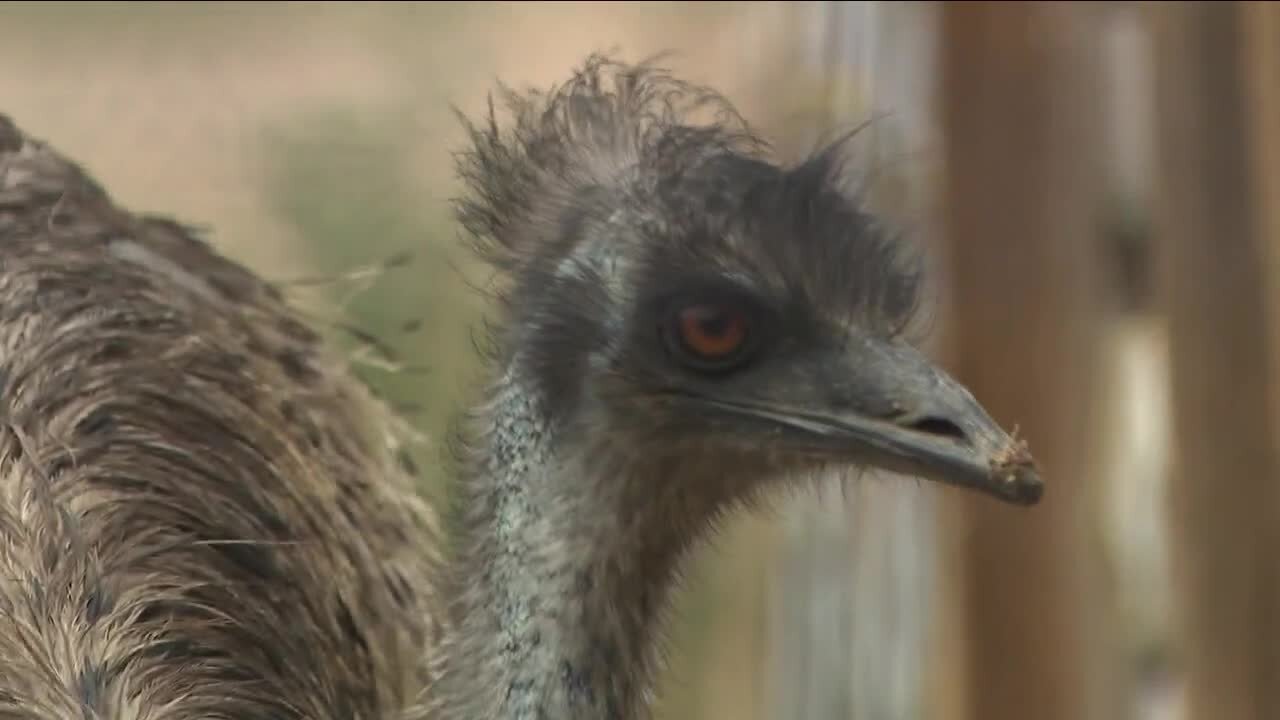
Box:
260;104;489;507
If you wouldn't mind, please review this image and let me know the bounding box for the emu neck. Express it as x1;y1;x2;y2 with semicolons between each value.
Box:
440;369;704;720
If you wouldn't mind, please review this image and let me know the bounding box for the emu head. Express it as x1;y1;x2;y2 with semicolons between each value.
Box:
455;55;1042;514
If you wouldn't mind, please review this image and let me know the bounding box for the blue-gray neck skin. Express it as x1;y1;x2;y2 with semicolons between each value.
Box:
430;363;730;720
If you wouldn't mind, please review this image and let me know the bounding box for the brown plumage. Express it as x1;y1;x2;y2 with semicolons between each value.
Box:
0;114;444;719
0;55;1042;720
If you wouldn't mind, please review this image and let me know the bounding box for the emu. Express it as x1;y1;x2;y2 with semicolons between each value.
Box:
0;56;1041;720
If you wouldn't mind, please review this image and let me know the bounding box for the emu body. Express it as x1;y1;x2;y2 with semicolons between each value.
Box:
0;56;1041;720
0;116;444;719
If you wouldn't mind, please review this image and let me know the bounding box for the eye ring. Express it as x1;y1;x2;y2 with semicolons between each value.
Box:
662;301;759;373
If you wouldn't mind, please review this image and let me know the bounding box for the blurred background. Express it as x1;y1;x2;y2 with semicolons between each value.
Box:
2;2;1276;719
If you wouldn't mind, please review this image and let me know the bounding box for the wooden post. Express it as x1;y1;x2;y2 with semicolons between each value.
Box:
758;4;941;719
1150;3;1280;719
936;4;1117;720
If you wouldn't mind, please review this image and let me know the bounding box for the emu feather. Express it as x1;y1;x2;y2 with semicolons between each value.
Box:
0;113;444;720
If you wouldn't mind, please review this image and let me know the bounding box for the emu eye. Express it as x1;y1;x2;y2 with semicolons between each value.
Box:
666;303;755;371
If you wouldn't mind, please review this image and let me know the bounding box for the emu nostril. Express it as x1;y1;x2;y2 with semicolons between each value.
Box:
907;416;968;443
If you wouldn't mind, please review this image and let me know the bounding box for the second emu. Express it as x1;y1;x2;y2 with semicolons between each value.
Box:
0;56;1042;720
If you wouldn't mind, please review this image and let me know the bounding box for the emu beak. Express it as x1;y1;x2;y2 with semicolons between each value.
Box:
702;342;1044;507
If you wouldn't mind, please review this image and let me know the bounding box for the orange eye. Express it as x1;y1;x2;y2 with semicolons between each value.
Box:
676;304;750;362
